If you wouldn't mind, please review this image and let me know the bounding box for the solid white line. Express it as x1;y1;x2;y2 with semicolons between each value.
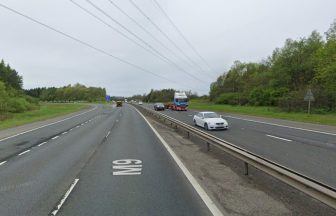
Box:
38;141;47;147
0;106;97;142
18;149;30;156
134;107;223;216
266;134;292;142
51;178;79;216
0;161;7;166
226;115;336;136
51;136;59;140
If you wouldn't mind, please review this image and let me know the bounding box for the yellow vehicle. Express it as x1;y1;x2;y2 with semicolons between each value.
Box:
116;101;123;107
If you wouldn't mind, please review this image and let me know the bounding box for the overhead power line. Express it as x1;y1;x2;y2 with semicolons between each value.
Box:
69;0;164;62
152;0;216;74
84;0;204;83
0;2;192;88
129;0;215;79
107;0;209;77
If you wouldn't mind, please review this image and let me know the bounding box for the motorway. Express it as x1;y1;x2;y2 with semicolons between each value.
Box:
143;104;336;189
0;104;212;216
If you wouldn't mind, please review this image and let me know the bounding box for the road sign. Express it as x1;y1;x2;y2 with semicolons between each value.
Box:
105;95;111;102
304;89;314;114
304;89;314;101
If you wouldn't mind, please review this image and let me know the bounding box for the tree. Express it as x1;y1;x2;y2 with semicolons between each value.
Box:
0;59;23;90
209;21;335;111
26;84;106;102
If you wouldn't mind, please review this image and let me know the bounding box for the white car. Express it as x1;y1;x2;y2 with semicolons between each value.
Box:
138;101;143;105
193;111;228;130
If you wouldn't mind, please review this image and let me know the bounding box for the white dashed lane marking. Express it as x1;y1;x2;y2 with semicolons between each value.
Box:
51;178;79;215
51;136;59;140
106;131;111;138
38;141;47;147
18;150;30;156
226;115;336;136
266;134;292;142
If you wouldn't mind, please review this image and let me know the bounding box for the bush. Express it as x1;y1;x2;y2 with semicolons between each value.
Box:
313;108;329;114
215;93;240;105
249;88;269;106
7;97;31;113
249;88;288;106
277;91;306;112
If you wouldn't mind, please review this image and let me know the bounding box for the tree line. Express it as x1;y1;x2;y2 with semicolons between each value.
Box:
26;84;106;102
210;21;336;112
1;59;106;117
128;89;199;102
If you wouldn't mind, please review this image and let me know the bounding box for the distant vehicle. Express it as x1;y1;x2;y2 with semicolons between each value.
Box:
154;103;165;111
164;102;172;109
116;101;123;107
124;99;128;103
138;101;143;105
171;92;188;111
193;111;228;130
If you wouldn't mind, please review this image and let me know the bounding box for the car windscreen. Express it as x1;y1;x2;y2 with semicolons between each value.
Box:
204;113;219;118
176;99;188;102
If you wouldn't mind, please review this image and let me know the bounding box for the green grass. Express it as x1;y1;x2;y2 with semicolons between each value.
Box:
0;103;89;130
189;99;336;126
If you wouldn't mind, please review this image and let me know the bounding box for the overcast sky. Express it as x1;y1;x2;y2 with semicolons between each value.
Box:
0;0;335;96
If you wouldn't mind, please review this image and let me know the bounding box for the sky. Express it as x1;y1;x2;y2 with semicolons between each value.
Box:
0;0;335;96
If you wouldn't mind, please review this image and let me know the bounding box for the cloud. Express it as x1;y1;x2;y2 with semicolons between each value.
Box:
0;0;335;96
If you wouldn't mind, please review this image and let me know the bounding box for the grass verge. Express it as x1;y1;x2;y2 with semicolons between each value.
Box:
0;103;89;130
189;99;336;126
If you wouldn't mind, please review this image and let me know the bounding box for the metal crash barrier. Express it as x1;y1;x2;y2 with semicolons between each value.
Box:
133;104;336;209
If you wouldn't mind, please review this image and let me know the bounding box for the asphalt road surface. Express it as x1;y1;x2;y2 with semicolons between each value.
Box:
143;103;336;189
0;104;212;216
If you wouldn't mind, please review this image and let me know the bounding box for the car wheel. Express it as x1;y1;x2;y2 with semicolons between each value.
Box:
193;119;197;126
204;123;209;130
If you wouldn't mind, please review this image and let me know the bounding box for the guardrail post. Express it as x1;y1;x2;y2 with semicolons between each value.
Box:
244;162;249;175
206;142;210;151
187;131;190;138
